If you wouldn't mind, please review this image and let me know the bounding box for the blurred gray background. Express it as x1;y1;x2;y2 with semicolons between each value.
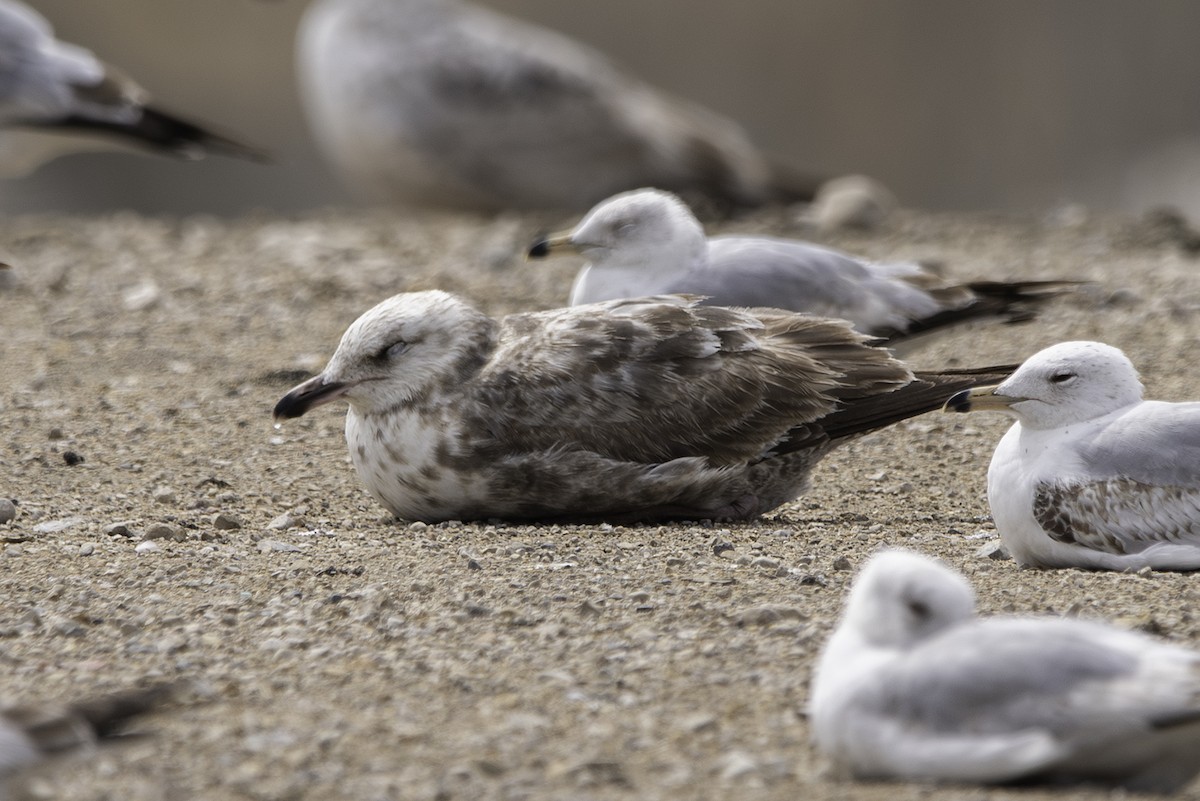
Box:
8;0;1200;217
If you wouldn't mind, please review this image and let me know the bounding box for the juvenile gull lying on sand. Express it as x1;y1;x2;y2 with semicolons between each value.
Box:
0;0;264;176
530;188;1074;345
945;340;1200;571
297;0;817;212
0;685;171;781
274;291;1012;523
811;549;1200;792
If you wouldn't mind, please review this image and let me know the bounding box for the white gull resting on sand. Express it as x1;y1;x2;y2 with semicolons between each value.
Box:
274;291;1012;523
944;340;1200;571
297;0;817;212
0;0;264;176
528;189;1073;346
811;549;1200;792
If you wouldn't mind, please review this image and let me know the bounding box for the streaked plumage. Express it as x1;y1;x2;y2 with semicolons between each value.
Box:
530;189;1074;345
945;340;1200;570
297;0;816;212
274;291;1011;523
0;0;263;176
811;549;1200;792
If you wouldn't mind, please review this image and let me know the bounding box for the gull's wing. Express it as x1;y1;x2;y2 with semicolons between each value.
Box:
1034;402;1200;556
699;236;1072;342
863;619;1200;783
699;237;944;333
466;295;910;465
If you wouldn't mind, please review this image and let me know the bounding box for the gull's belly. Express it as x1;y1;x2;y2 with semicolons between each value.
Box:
345;409;487;522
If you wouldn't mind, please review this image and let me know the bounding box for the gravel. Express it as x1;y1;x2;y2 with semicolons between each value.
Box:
2;205;1199;799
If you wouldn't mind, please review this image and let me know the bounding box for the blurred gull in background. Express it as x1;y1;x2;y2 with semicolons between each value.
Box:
811;549;1200;792
0;0;264;177
529;188;1075;346
297;0;820;213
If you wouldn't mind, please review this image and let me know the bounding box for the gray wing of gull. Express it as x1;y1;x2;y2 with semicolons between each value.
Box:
676;236;948;335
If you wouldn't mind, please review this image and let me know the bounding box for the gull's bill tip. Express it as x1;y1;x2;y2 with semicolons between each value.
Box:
526;231;574;260
273;375;349;420
942;384;1021;413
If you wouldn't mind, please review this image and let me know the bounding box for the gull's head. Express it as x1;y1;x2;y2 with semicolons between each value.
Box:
273;290;492;420
840;549;975;650
943;341;1143;431
527;188;707;272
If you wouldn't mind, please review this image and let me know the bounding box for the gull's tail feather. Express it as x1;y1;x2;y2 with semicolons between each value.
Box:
52;107;268;163
790;364;1019;448
883;280;1085;345
8;683;177;756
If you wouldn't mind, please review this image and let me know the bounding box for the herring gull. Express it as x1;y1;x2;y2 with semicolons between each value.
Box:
811;548;1200;792
297;0;818;212
274;291;1012;523
529;189;1074;345
0;0;264;176
944;340;1200;571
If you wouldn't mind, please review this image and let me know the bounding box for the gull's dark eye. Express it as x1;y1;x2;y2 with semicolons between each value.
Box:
1050;372;1075;384
906;598;931;621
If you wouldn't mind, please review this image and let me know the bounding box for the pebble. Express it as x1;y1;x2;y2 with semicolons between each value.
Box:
33;517;84;534
134;541;160;554
104;521;137;538
212;512;244;531
807;174;897;231
122;280;162;311
717;750;758;781
143;523;186;542
0;499;15;524
78;543;95;556
152;486;178;505
267;512;300;530
975;540;1011;561
831;555;853;571
61;450;85;466
258;540;301;553
735;604;806;626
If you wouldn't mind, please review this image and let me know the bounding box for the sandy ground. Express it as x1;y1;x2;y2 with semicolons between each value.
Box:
2;204;1200;800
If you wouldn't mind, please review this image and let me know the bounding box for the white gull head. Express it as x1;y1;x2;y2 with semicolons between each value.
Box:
840;549;976;650
274;290;493;419
946;341;1144;431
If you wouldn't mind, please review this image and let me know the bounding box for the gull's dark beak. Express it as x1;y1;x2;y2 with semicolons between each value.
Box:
273;374;350;420
527;230;576;259
943;384;1024;413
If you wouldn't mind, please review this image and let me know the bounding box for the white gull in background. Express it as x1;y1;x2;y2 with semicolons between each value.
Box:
945;340;1200;570
0;0;264;176
811;549;1200;792
529;189;1074;346
297;0;818;212
274;291;1012;523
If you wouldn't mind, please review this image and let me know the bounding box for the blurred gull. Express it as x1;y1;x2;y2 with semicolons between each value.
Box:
297;0;818;212
273;291;1012;523
0;0;264;176
529;188;1074;346
945;340;1200;571
0;684;172;785
811;549;1200;792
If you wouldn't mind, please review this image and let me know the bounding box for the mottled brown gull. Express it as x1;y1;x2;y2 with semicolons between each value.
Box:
945;340;1200;571
812;549;1200;792
0;0;264;176
274;291;1011;523
297;0;817;212
529;188;1075;346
